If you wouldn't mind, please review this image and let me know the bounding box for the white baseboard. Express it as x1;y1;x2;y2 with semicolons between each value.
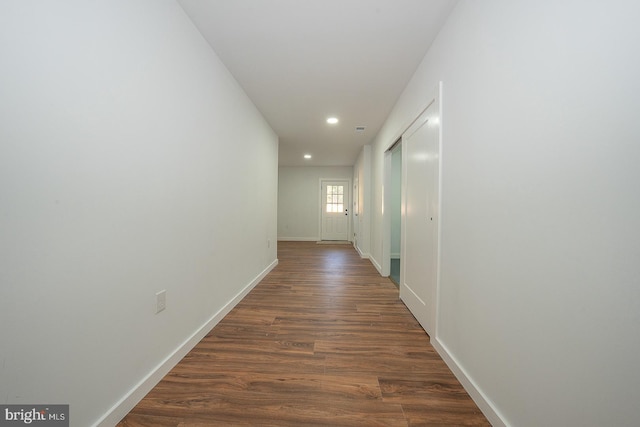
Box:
369;256;383;275
432;337;508;427
354;244;369;259
94;258;279;427
277;237;318;241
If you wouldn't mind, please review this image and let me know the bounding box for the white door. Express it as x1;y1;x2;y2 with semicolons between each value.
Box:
321;180;350;241
400;97;440;336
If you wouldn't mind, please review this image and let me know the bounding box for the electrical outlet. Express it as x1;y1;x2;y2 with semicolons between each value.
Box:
156;290;166;314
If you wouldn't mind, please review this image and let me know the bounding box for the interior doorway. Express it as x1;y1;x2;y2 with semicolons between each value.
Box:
389;143;402;286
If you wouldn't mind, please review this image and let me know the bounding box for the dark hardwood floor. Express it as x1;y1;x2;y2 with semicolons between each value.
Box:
117;241;489;426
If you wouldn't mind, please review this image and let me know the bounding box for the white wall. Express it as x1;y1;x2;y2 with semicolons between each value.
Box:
0;2;278;426
278;166;353;241
369;1;640;426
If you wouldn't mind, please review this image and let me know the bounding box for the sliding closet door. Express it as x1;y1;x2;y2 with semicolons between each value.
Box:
400;96;440;337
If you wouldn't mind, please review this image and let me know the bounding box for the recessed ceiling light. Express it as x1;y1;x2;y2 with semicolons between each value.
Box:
326;117;339;124
304;154;312;159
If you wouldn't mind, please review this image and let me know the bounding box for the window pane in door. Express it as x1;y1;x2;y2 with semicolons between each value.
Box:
326;185;345;213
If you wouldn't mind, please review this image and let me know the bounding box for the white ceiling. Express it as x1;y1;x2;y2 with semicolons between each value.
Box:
178;0;457;166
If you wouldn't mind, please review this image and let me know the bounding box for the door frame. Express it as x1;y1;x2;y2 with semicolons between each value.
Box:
319;178;352;241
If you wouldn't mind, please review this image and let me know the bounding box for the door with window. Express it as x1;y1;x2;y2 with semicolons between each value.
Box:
320;180;350;241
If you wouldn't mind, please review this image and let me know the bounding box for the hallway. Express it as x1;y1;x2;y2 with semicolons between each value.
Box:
118;242;488;426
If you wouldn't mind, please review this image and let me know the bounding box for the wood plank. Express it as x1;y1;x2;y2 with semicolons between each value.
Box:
117;241;489;426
